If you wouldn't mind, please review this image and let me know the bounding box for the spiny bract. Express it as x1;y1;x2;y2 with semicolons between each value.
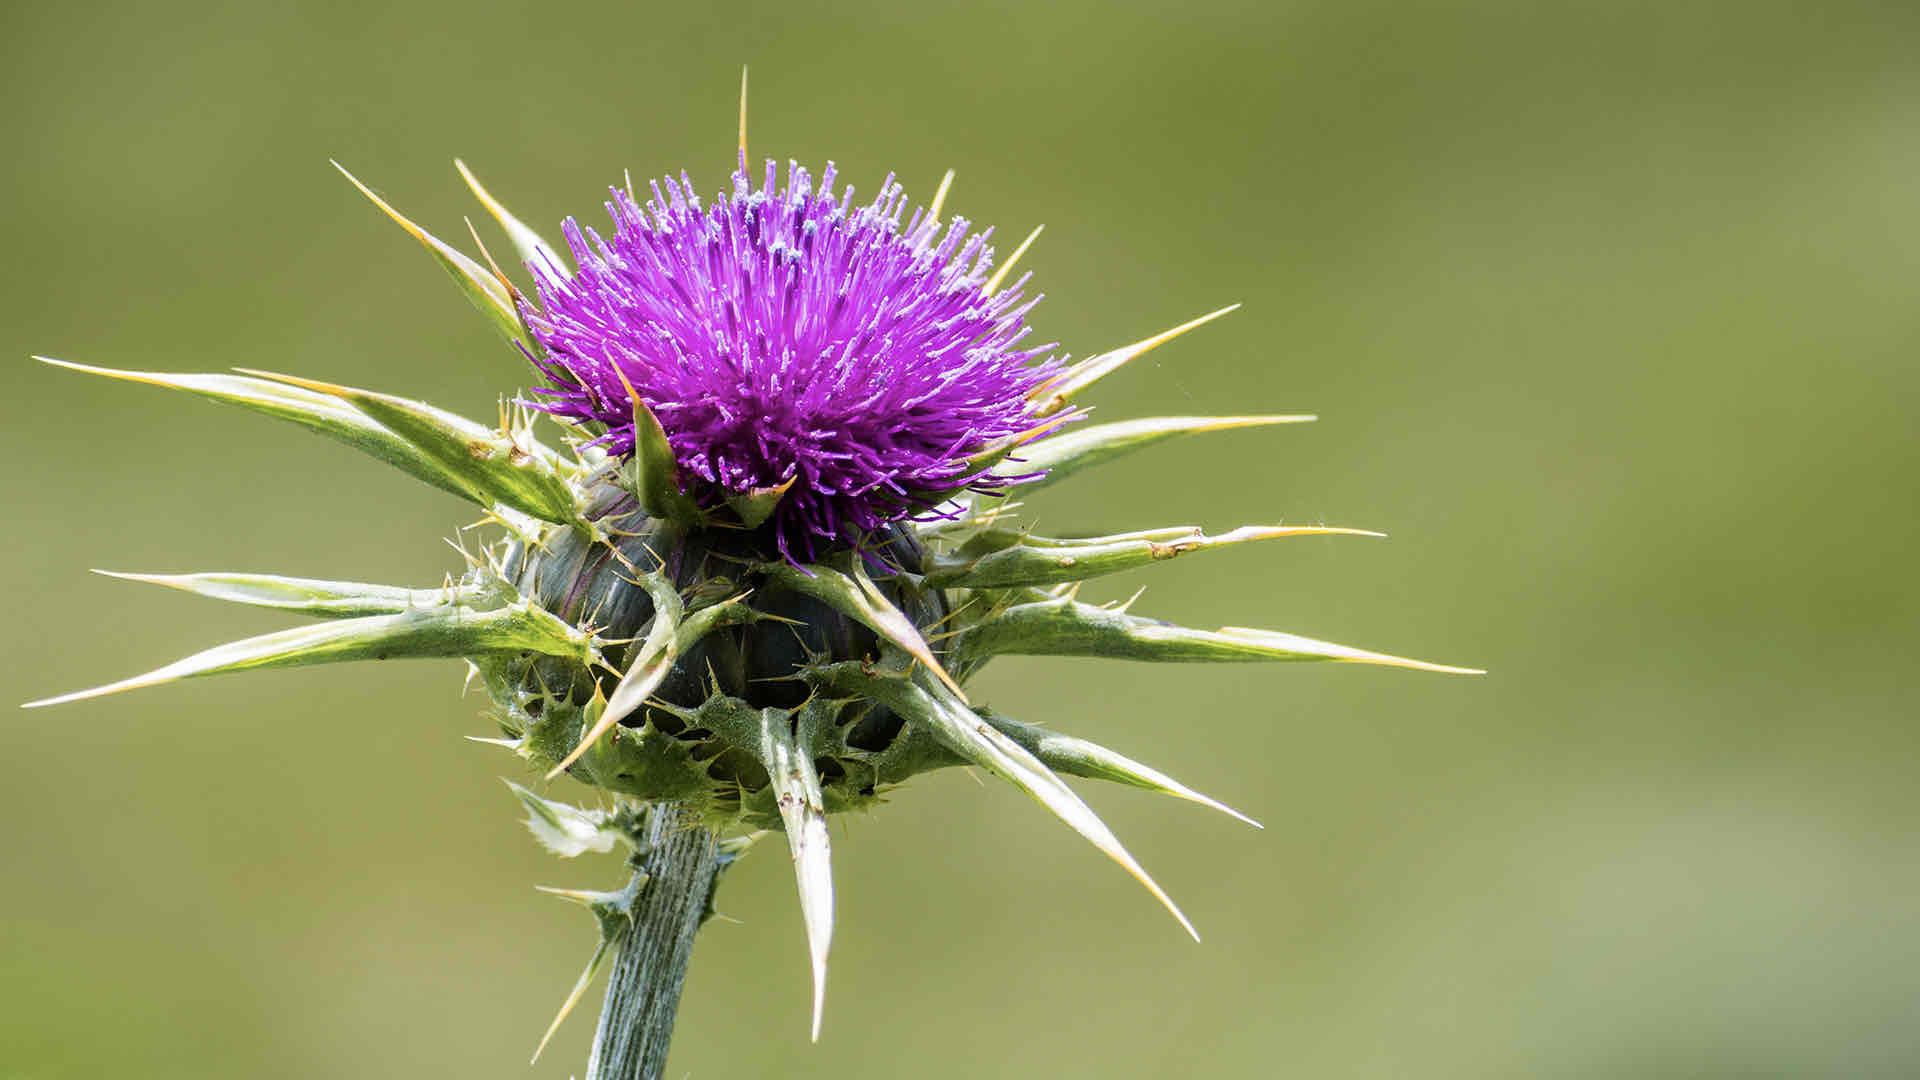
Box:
27;110;1478;1050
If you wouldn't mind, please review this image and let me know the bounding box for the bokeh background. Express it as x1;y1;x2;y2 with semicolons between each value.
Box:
5;2;1917;1077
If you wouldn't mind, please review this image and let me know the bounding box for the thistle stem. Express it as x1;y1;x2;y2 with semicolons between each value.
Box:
586;803;719;1080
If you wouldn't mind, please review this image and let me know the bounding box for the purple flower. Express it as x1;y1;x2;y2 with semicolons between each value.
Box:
523;160;1065;558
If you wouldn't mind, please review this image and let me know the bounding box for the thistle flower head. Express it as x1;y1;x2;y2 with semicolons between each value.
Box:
523;160;1060;558
28;94;1480;1059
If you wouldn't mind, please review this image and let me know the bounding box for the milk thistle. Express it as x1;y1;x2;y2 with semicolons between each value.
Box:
27;81;1477;1079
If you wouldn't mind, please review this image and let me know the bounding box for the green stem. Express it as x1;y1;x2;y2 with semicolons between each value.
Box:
585;804;719;1080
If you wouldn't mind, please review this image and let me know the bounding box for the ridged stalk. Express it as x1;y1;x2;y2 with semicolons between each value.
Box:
585;804;719;1080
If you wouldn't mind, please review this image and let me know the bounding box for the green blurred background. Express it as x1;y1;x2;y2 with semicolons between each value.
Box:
5;2;1916;1076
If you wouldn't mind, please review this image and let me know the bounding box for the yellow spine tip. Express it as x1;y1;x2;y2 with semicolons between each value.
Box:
737;66;750;167
925;168;956;225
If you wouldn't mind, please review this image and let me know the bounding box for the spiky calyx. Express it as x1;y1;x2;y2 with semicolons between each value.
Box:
482;476;961;823
26;154;1479;1053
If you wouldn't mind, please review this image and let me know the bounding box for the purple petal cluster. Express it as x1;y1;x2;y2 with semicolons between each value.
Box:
524;160;1063;558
